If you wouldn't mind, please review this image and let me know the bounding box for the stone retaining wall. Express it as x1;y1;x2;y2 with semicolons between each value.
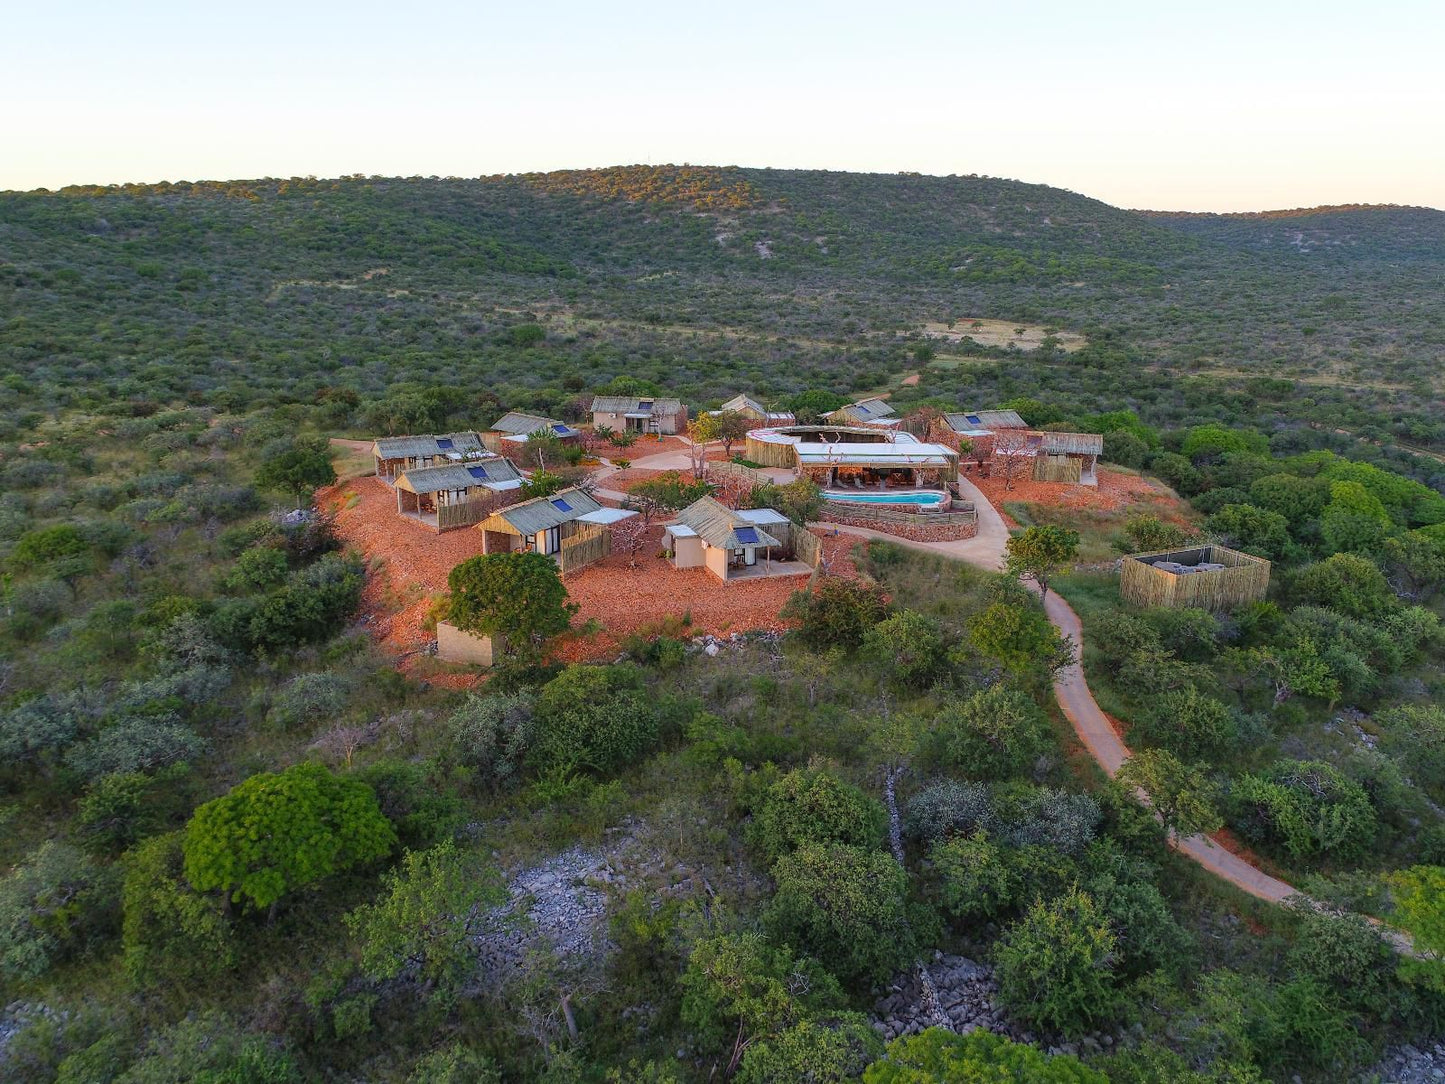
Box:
820;509;979;542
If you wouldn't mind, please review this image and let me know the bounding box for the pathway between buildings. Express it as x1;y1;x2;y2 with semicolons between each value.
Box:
824;475;1302;906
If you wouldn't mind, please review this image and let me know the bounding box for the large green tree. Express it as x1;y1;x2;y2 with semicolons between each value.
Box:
863;1026;1108;1082
1117;749;1222;838
1005;525;1079;603
447;551;577;658
255;437;337;509
183;763;395;913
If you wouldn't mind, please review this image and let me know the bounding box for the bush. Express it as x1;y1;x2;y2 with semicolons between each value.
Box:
121;831;233;985
1123;512;1189;551
246;553;365;651
905;780;993;843
863;1027;1109;1083
1206;504;1290;560
1230;760;1377;862
861;610;947;689
991;784;1101;853
354;759;465;849
224;546;289;593
447;691;536;787
0;842;119;982
782;578;888;650
1291;553;1394;618
530;664;659;774
736;1016;883;1084
1285;904;1399;1017
749;767;887;864
931;684;1050;780
763;844;916;986
931;832;1021;921
65;714;206;781
1133;686;1236;760
266;671;352;732
994;887;1120;1036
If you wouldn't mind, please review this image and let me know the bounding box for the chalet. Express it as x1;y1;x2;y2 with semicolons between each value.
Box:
477;486;635;571
934;409;1029;456
393;459;523;531
710;394;795;426
824;397;898;427
662;497;794;582
589;396;687;435
372;432;487;482
484;412;582;453
993;431;1104;486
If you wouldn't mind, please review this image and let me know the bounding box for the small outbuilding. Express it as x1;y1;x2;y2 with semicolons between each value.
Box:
1121;544;1271;610
824;397;898;427
477;486;636;572
372;432;487;482
712;394;795;426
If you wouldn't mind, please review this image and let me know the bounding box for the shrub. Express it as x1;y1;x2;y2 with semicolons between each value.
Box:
763;844;916;986
1123;512;1189;551
355;759;465;849
931;684;1050;779
266;671;352;732
968;602;1072;678
994;887;1120;1036
246;553;365;651
863;1027;1109;1083
931;832;1021;921
530;664;658;774
904;780;993;843
8;523;90;570
1133;686;1237;760
783;578;888;650
447;691;537;787
121;831;233;984
1291;553;1394;618
1206;504;1290;560
861;610;947;689
1285;904;1399;1017
736;1016;883;1084
991;784;1101;853
184;763;396;911
64;714;206;781
749;767;887;864
0;842;119;982
224;546;289;593
1230;760;1377;862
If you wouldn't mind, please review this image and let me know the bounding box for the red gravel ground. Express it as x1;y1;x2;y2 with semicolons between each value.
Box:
321;475;857;674
971;468;1189;523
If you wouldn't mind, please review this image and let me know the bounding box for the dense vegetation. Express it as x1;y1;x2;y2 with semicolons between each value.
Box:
1;165;1443;1081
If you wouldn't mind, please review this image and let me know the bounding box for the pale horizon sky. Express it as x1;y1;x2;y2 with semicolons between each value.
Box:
3;0;1443;212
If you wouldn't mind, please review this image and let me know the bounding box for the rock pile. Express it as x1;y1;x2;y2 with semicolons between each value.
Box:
872;954;1011;1042
1368;1041;1445;1083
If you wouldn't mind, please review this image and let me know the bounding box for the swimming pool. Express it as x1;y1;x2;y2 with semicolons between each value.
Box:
823;489;948;510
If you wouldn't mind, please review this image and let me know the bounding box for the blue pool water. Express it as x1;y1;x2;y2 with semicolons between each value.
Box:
824;489;947;508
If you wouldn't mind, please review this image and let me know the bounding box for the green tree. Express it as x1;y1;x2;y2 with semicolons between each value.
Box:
750;767;887;864
0;842;118;982
447;551;577;658
517;468;566;499
863;1027;1109;1083
861;610;947;689
1231;760;1376;862
1383;531;1445;602
1291;552;1394;618
1005;525;1079;603
1321;481;1393;555
627;470;713;520
530;663;658;774
994;887;1121;1036
183;763;396;912
255;437;336;509
1117;749;1222;838
712;409;753;457
931;831;1022;921
763;843;916;986
345;841;506;994
932;683;1051;779
1249;473;1330;527
1386;866;1445;990
785;389;848;424
1206;504;1290;560
749;477;823;526
1134;686;1236;760
121;831;233;984
1123;512;1189;552
782;578;888;649
737;1016;883;1084
969;601;1074;678
680;931;844;1058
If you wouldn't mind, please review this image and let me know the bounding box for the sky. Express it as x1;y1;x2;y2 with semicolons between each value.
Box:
3;0;1443;211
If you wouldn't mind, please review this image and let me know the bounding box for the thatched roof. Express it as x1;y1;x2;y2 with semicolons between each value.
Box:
489;412;578;438
675;496;782;550
589;396;684;416
943;409;1027;432
827;397;896;424
486;487;602;535
395;459;522;494
1037;432;1104;455
373;432;484;459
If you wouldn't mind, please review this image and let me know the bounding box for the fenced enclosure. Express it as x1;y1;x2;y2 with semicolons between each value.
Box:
708;460;770;487
559;522;611;574
793;527;821;569
1120;544;1270;610
1033;454;1083;484
437;500;491;530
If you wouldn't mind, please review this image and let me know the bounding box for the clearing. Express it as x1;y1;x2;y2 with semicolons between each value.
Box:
922;317;1086;352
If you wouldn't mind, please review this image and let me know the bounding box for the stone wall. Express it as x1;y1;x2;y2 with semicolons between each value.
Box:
819;508;978;542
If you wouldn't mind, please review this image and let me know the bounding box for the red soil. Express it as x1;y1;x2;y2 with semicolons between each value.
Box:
971;468;1188;521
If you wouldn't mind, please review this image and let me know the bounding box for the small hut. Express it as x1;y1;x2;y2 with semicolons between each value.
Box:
1121;544;1270;610
372;432;486;482
394;460;522;531
484;412;582;453
663;497;784;582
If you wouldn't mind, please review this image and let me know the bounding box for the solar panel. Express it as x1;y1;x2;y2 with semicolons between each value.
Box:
436;438;454;450
966;414;981;425
637;400;653;410
551;498;573;512
735;527;759;544
467;466;489;480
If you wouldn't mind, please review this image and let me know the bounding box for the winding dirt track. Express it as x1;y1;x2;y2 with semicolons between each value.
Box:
825;475;1300;905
